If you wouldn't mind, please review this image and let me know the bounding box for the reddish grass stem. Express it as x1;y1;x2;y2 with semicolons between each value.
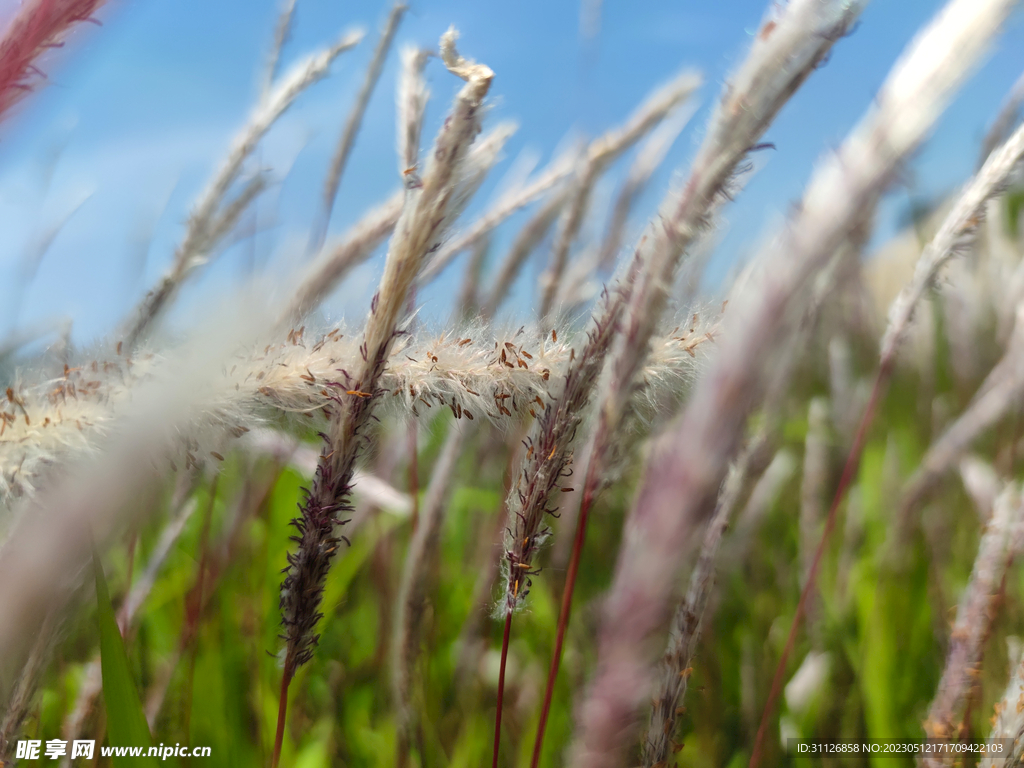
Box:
749;359;891;768
531;477;598;768
493;610;513;768
271;660;293;768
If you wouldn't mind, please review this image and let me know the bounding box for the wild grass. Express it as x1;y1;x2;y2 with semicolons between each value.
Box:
1;0;1024;767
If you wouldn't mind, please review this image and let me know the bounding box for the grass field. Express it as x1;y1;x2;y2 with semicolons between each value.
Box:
2;1;1024;766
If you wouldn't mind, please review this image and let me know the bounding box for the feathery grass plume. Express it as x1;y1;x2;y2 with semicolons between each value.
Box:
748;0;1022;757
538;71;702;320
0;605;66;760
527;304;717;763
397;45;430;176
451;121;519;205
243;429;414;516
0;321;711;503
281;121;515;328
204;173;269;247
899;306;1024;528
640;433;775;767
650;259;841;691
420;69;700;287
561;0;865;531
553;102;700;315
249;324;566;427
799;397;829;601
565;0;1018;763
980;70;1024;166
0;0;106;126
596;105;695;273
960;454;1001;520
0;349;162;502
818;161;1024;567
274;30;493;759
282;119;515;328
882;118;1024;365
122;28;365;351
922;483;1024;758
500;258;695;764
481;187;571;318
248;317;709;434
457;234;490;314
261;0;296;102
496;282;631;619
309;3;407;255
283;191;403;327
536;167;611;309
982;646;1024;768
419;152;572;285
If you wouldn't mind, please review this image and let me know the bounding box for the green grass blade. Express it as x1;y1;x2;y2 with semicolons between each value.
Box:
93;545;159;767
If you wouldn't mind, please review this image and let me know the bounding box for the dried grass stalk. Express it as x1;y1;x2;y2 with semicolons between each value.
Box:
481;188;570;318
283;191;404;327
923;484;1024;763
396;45;431;175
640;434;775;767
983;645;1024;768
899;307;1024;524
390;423;472;747
309;3;407;254
882;118;1024;364
536;70;701;319
261;0;297;101
124;29;365;349
282;122;515;327
596;104;695;272
420;69;700;286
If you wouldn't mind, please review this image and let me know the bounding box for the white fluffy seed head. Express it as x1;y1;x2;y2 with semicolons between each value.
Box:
0;316;715;505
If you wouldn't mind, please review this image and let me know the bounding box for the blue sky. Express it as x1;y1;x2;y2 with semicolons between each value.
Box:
0;0;1021;345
